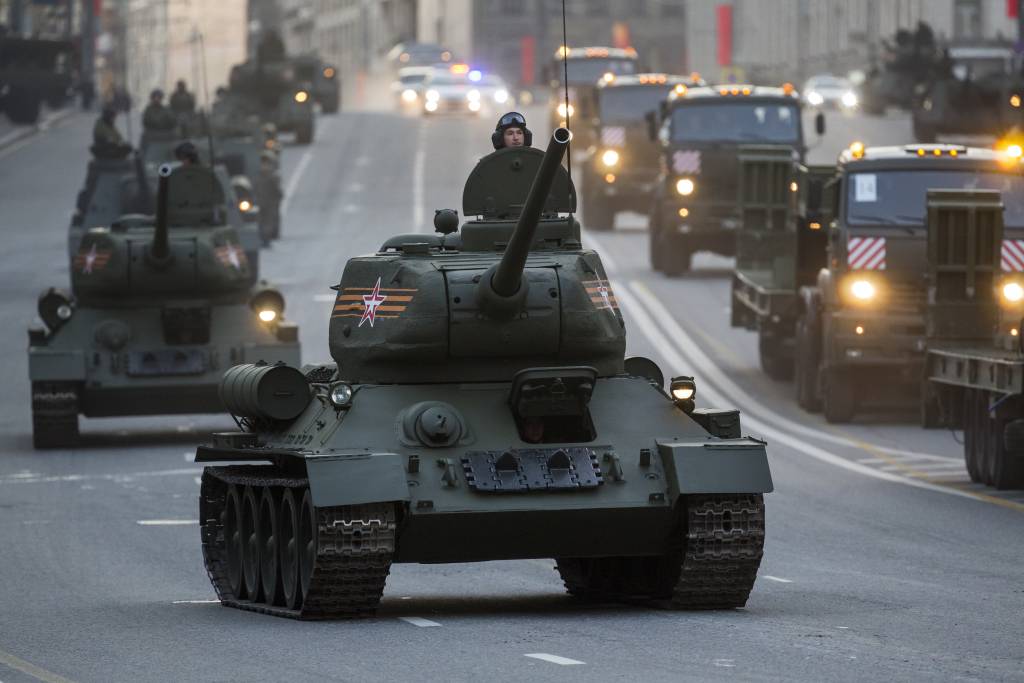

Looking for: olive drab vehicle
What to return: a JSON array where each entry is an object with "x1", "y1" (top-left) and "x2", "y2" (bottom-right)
[
  {"x1": 29, "y1": 164, "x2": 300, "y2": 448},
  {"x1": 647, "y1": 84, "x2": 822, "y2": 275},
  {"x1": 859, "y1": 22, "x2": 942, "y2": 115},
  {"x1": 792, "y1": 144, "x2": 1024, "y2": 423},
  {"x1": 68, "y1": 152, "x2": 152, "y2": 259},
  {"x1": 193, "y1": 130, "x2": 774, "y2": 619},
  {"x1": 922, "y1": 189, "x2": 1024, "y2": 489},
  {"x1": 583, "y1": 73, "x2": 702, "y2": 232},
  {"x1": 227, "y1": 55, "x2": 315, "y2": 144},
  {"x1": 290, "y1": 55, "x2": 340, "y2": 113},
  {"x1": 0, "y1": 35, "x2": 77, "y2": 124}
]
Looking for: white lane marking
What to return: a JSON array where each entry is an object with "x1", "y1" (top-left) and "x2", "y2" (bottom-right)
[
  {"x1": 880, "y1": 462, "x2": 964, "y2": 473},
  {"x1": 763, "y1": 575, "x2": 793, "y2": 583},
  {"x1": 280, "y1": 145, "x2": 315, "y2": 215},
  {"x1": 355, "y1": 155, "x2": 370, "y2": 167},
  {"x1": 398, "y1": 616, "x2": 441, "y2": 627},
  {"x1": 193, "y1": 477, "x2": 203, "y2": 486},
  {"x1": 348, "y1": 181, "x2": 365, "y2": 192},
  {"x1": 136, "y1": 519, "x2": 199, "y2": 526},
  {"x1": 183, "y1": 451, "x2": 193, "y2": 461},
  {"x1": 524, "y1": 654, "x2": 584, "y2": 666},
  {"x1": 713, "y1": 659, "x2": 736, "y2": 668},
  {"x1": 583, "y1": 231, "x2": 954, "y2": 464},
  {"x1": 313, "y1": 293, "x2": 336, "y2": 302},
  {"x1": 0, "y1": 467, "x2": 202, "y2": 485},
  {"x1": 616, "y1": 282, "x2": 983, "y2": 503},
  {"x1": 172, "y1": 599, "x2": 220, "y2": 604},
  {"x1": 342, "y1": 204, "x2": 358, "y2": 213},
  {"x1": 412, "y1": 123, "x2": 425, "y2": 232}
]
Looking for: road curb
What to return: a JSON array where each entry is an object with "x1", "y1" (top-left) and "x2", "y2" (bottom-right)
[{"x1": 0, "y1": 108, "x2": 78, "y2": 152}]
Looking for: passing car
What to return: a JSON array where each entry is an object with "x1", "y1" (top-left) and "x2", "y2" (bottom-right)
[
  {"x1": 392, "y1": 66, "x2": 437, "y2": 110},
  {"x1": 476, "y1": 74, "x2": 513, "y2": 111},
  {"x1": 421, "y1": 70, "x2": 480, "y2": 116},
  {"x1": 388, "y1": 42, "x2": 454, "y2": 71},
  {"x1": 802, "y1": 74, "x2": 858, "y2": 110}
]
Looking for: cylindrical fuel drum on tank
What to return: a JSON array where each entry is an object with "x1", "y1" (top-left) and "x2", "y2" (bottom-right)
[{"x1": 219, "y1": 363, "x2": 310, "y2": 421}]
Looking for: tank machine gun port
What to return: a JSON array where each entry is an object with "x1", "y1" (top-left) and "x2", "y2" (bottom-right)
[
  {"x1": 28, "y1": 164, "x2": 300, "y2": 449},
  {"x1": 193, "y1": 130, "x2": 773, "y2": 618}
]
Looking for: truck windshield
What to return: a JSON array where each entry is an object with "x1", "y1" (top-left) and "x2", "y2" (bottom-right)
[
  {"x1": 599, "y1": 86, "x2": 673, "y2": 122},
  {"x1": 670, "y1": 102, "x2": 800, "y2": 144},
  {"x1": 846, "y1": 169, "x2": 1024, "y2": 227},
  {"x1": 558, "y1": 58, "x2": 638, "y2": 85}
]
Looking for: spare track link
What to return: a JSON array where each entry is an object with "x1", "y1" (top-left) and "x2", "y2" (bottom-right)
[
  {"x1": 200, "y1": 465, "x2": 397, "y2": 619},
  {"x1": 670, "y1": 493, "x2": 765, "y2": 609}
]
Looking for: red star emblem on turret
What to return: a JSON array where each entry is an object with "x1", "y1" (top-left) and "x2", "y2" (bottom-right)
[
  {"x1": 83, "y1": 244, "x2": 98, "y2": 274},
  {"x1": 359, "y1": 277, "x2": 388, "y2": 327}
]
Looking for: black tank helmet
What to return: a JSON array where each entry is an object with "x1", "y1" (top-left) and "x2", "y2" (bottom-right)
[
  {"x1": 174, "y1": 141, "x2": 200, "y2": 165},
  {"x1": 491, "y1": 111, "x2": 533, "y2": 149}
]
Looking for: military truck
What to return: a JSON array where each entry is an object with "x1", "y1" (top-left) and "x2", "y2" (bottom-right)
[
  {"x1": 912, "y1": 45, "x2": 1024, "y2": 143},
  {"x1": 30, "y1": 164, "x2": 300, "y2": 448},
  {"x1": 546, "y1": 46, "x2": 639, "y2": 151},
  {"x1": 192, "y1": 129, "x2": 773, "y2": 618},
  {"x1": 921, "y1": 189, "x2": 1024, "y2": 489},
  {"x1": 583, "y1": 73, "x2": 701, "y2": 232},
  {"x1": 290, "y1": 55, "x2": 340, "y2": 113},
  {"x1": 0, "y1": 35, "x2": 77, "y2": 124},
  {"x1": 647, "y1": 84, "x2": 823, "y2": 275},
  {"x1": 227, "y1": 59, "x2": 315, "y2": 144},
  {"x1": 792, "y1": 144, "x2": 1024, "y2": 423},
  {"x1": 859, "y1": 22, "x2": 941, "y2": 115}
]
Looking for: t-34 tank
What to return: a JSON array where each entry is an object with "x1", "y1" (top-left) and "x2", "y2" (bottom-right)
[
  {"x1": 29, "y1": 164, "x2": 301, "y2": 448},
  {"x1": 194, "y1": 129, "x2": 773, "y2": 618}
]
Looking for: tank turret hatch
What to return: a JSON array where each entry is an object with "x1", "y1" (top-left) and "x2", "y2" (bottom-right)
[
  {"x1": 166, "y1": 165, "x2": 227, "y2": 227},
  {"x1": 462, "y1": 146, "x2": 576, "y2": 219}
]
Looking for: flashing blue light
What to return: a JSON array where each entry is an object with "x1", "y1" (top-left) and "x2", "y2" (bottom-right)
[{"x1": 468, "y1": 69, "x2": 483, "y2": 82}]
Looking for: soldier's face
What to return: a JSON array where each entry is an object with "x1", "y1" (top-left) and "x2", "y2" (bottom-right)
[{"x1": 504, "y1": 127, "x2": 525, "y2": 147}]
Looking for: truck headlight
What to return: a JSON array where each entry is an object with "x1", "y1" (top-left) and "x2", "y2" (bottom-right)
[
  {"x1": 251, "y1": 286, "x2": 285, "y2": 323},
  {"x1": 1003, "y1": 281, "x2": 1024, "y2": 303},
  {"x1": 850, "y1": 279, "x2": 876, "y2": 301},
  {"x1": 601, "y1": 149, "x2": 620, "y2": 167},
  {"x1": 294, "y1": 90, "x2": 309, "y2": 103},
  {"x1": 675, "y1": 178, "x2": 695, "y2": 196},
  {"x1": 557, "y1": 102, "x2": 574, "y2": 118}
]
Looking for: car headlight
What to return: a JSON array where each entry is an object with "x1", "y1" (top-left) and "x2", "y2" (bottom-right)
[
  {"x1": 807, "y1": 91, "x2": 824, "y2": 106},
  {"x1": 425, "y1": 89, "x2": 440, "y2": 101},
  {"x1": 601, "y1": 149, "x2": 620, "y2": 167},
  {"x1": 1003, "y1": 281, "x2": 1024, "y2": 303},
  {"x1": 841, "y1": 91, "x2": 858, "y2": 108},
  {"x1": 294, "y1": 90, "x2": 309, "y2": 103},
  {"x1": 401, "y1": 88, "x2": 417, "y2": 102},
  {"x1": 494, "y1": 88, "x2": 509, "y2": 103},
  {"x1": 557, "y1": 102, "x2": 574, "y2": 118},
  {"x1": 250, "y1": 286, "x2": 285, "y2": 323},
  {"x1": 850, "y1": 279, "x2": 876, "y2": 301},
  {"x1": 466, "y1": 89, "x2": 480, "y2": 101},
  {"x1": 675, "y1": 178, "x2": 695, "y2": 196},
  {"x1": 424, "y1": 100, "x2": 438, "y2": 112},
  {"x1": 467, "y1": 99, "x2": 481, "y2": 111}
]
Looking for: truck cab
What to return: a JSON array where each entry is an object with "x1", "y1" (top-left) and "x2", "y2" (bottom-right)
[{"x1": 795, "y1": 144, "x2": 1024, "y2": 422}]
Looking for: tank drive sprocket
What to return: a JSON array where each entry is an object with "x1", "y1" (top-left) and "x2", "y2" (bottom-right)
[{"x1": 200, "y1": 466, "x2": 397, "y2": 619}]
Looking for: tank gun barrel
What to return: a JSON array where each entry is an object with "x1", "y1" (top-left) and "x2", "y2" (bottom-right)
[
  {"x1": 150, "y1": 163, "x2": 173, "y2": 262},
  {"x1": 490, "y1": 127, "x2": 572, "y2": 297}
]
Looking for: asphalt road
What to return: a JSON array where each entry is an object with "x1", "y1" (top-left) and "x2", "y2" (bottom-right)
[{"x1": 0, "y1": 93, "x2": 1022, "y2": 683}]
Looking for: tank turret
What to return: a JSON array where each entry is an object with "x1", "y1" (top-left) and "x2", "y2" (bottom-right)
[
  {"x1": 70, "y1": 163, "x2": 252, "y2": 303},
  {"x1": 328, "y1": 129, "x2": 624, "y2": 383}
]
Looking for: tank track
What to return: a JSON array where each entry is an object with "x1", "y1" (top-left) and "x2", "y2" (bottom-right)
[
  {"x1": 200, "y1": 466, "x2": 396, "y2": 619},
  {"x1": 555, "y1": 494, "x2": 765, "y2": 609},
  {"x1": 31, "y1": 381, "x2": 80, "y2": 449}
]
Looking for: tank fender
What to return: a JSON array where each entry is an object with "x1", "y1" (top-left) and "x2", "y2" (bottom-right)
[
  {"x1": 305, "y1": 452, "x2": 410, "y2": 507},
  {"x1": 28, "y1": 349, "x2": 87, "y2": 381},
  {"x1": 657, "y1": 438, "x2": 773, "y2": 496}
]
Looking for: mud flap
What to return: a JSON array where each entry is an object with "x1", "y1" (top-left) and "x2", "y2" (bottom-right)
[
  {"x1": 657, "y1": 439, "x2": 773, "y2": 497},
  {"x1": 305, "y1": 453, "x2": 411, "y2": 507}
]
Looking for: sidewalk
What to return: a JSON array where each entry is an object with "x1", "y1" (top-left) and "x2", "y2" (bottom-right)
[{"x1": 0, "y1": 106, "x2": 81, "y2": 151}]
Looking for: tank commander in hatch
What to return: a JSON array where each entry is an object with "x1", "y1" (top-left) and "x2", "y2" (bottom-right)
[
  {"x1": 492, "y1": 111, "x2": 533, "y2": 150},
  {"x1": 142, "y1": 89, "x2": 176, "y2": 131},
  {"x1": 174, "y1": 141, "x2": 200, "y2": 166},
  {"x1": 92, "y1": 105, "x2": 132, "y2": 159}
]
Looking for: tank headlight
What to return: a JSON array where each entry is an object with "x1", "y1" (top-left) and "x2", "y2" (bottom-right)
[
  {"x1": 401, "y1": 88, "x2": 418, "y2": 102},
  {"x1": 238, "y1": 199, "x2": 253, "y2": 212},
  {"x1": 670, "y1": 376, "x2": 696, "y2": 413},
  {"x1": 329, "y1": 382, "x2": 353, "y2": 407},
  {"x1": 493, "y1": 88, "x2": 509, "y2": 103},
  {"x1": 250, "y1": 287, "x2": 285, "y2": 323},
  {"x1": 294, "y1": 90, "x2": 309, "y2": 103},
  {"x1": 1003, "y1": 281, "x2": 1024, "y2": 303},
  {"x1": 57, "y1": 304, "x2": 73, "y2": 320},
  {"x1": 258, "y1": 309, "x2": 278, "y2": 322},
  {"x1": 38, "y1": 287, "x2": 74, "y2": 331},
  {"x1": 841, "y1": 91, "x2": 858, "y2": 108},
  {"x1": 807, "y1": 91, "x2": 824, "y2": 106},
  {"x1": 601, "y1": 149, "x2": 620, "y2": 167},
  {"x1": 850, "y1": 279, "x2": 877, "y2": 301},
  {"x1": 675, "y1": 178, "x2": 695, "y2": 196},
  {"x1": 557, "y1": 102, "x2": 574, "y2": 118},
  {"x1": 425, "y1": 89, "x2": 440, "y2": 101},
  {"x1": 323, "y1": 67, "x2": 335, "y2": 78}
]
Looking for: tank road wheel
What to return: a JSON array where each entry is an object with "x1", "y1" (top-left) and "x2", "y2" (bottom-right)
[
  {"x1": 223, "y1": 485, "x2": 245, "y2": 599},
  {"x1": 794, "y1": 313, "x2": 822, "y2": 412},
  {"x1": 963, "y1": 389, "x2": 982, "y2": 483},
  {"x1": 822, "y1": 368, "x2": 856, "y2": 424},
  {"x1": 298, "y1": 489, "x2": 318, "y2": 602},
  {"x1": 279, "y1": 487, "x2": 303, "y2": 610},
  {"x1": 240, "y1": 486, "x2": 262, "y2": 601},
  {"x1": 31, "y1": 381, "x2": 80, "y2": 449},
  {"x1": 668, "y1": 494, "x2": 765, "y2": 609},
  {"x1": 258, "y1": 487, "x2": 283, "y2": 606},
  {"x1": 661, "y1": 233, "x2": 692, "y2": 277}
]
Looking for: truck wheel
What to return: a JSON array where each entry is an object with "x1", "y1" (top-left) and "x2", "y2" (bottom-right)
[
  {"x1": 963, "y1": 389, "x2": 982, "y2": 483},
  {"x1": 822, "y1": 368, "x2": 856, "y2": 423},
  {"x1": 5, "y1": 88, "x2": 41, "y2": 125},
  {"x1": 320, "y1": 96, "x2": 340, "y2": 114},
  {"x1": 794, "y1": 312, "x2": 821, "y2": 412},
  {"x1": 661, "y1": 234, "x2": 691, "y2": 277},
  {"x1": 648, "y1": 207, "x2": 665, "y2": 272},
  {"x1": 584, "y1": 187, "x2": 613, "y2": 231},
  {"x1": 31, "y1": 381, "x2": 80, "y2": 449},
  {"x1": 295, "y1": 123, "x2": 314, "y2": 145},
  {"x1": 990, "y1": 406, "x2": 1024, "y2": 489},
  {"x1": 759, "y1": 335, "x2": 793, "y2": 381}
]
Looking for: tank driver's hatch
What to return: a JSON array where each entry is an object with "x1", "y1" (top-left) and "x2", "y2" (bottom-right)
[
  {"x1": 166, "y1": 166, "x2": 227, "y2": 227},
  {"x1": 462, "y1": 146, "x2": 577, "y2": 219}
]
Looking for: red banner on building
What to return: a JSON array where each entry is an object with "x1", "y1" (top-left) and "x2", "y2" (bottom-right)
[
  {"x1": 1009, "y1": 0, "x2": 1019, "y2": 18},
  {"x1": 520, "y1": 35, "x2": 535, "y2": 86},
  {"x1": 717, "y1": 4, "x2": 733, "y2": 66},
  {"x1": 612, "y1": 22, "x2": 631, "y2": 49}
]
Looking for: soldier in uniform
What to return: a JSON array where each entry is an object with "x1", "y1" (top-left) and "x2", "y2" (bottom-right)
[
  {"x1": 174, "y1": 141, "x2": 200, "y2": 166},
  {"x1": 256, "y1": 150, "x2": 283, "y2": 244},
  {"x1": 142, "y1": 89, "x2": 176, "y2": 131},
  {"x1": 491, "y1": 111, "x2": 532, "y2": 150},
  {"x1": 92, "y1": 105, "x2": 132, "y2": 159},
  {"x1": 169, "y1": 80, "x2": 196, "y2": 116}
]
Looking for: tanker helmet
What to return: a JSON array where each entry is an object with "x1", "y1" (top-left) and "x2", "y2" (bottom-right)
[{"x1": 492, "y1": 111, "x2": 533, "y2": 149}]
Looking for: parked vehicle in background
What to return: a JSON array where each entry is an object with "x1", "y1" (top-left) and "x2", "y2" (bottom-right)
[{"x1": 802, "y1": 74, "x2": 858, "y2": 110}]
